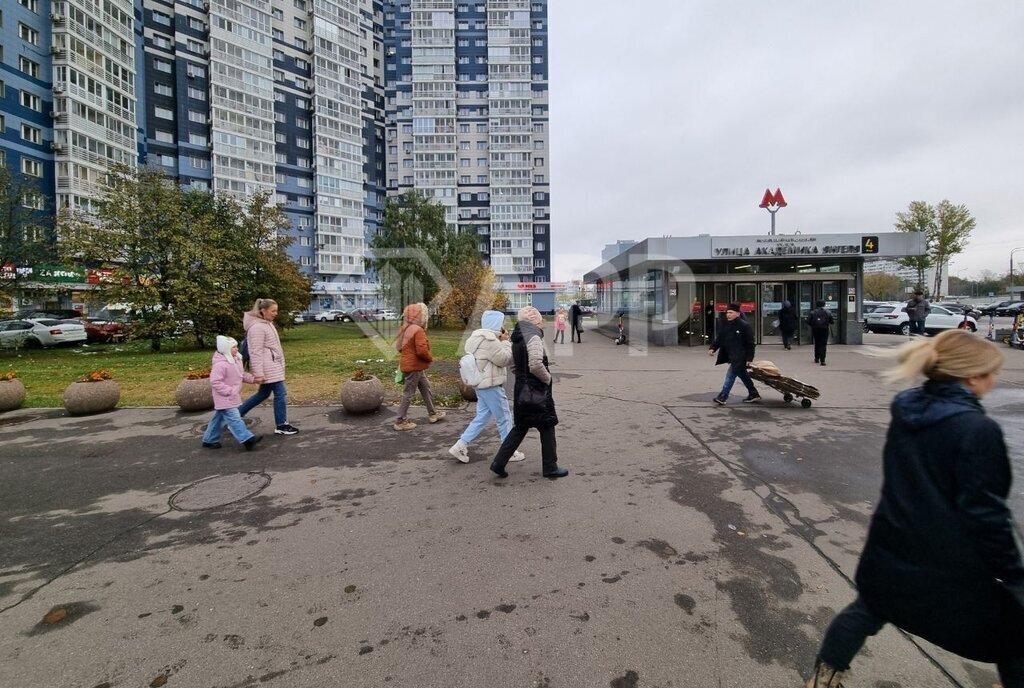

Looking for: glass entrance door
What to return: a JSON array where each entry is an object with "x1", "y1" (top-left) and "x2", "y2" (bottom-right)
[{"x1": 760, "y1": 283, "x2": 785, "y2": 344}]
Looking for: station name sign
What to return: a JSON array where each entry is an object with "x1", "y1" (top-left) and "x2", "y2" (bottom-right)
[{"x1": 710, "y1": 235, "x2": 879, "y2": 258}]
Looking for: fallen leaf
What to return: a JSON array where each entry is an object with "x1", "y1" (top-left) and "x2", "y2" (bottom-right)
[
  {"x1": 43, "y1": 608, "x2": 68, "y2": 624},
  {"x1": 150, "y1": 675, "x2": 167, "y2": 687}
]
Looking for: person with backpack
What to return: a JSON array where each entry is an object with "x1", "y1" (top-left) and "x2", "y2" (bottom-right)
[
  {"x1": 393, "y1": 302, "x2": 445, "y2": 431},
  {"x1": 489, "y1": 306, "x2": 568, "y2": 479},
  {"x1": 237, "y1": 298, "x2": 300, "y2": 435},
  {"x1": 569, "y1": 302, "x2": 583, "y2": 343},
  {"x1": 807, "y1": 300, "x2": 835, "y2": 366},
  {"x1": 201, "y1": 335, "x2": 263, "y2": 451},
  {"x1": 448, "y1": 310, "x2": 525, "y2": 464},
  {"x1": 805, "y1": 330, "x2": 1023, "y2": 688},
  {"x1": 778, "y1": 299, "x2": 798, "y2": 350}
]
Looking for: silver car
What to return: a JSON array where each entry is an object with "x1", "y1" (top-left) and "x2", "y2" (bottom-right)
[{"x1": 0, "y1": 319, "x2": 87, "y2": 348}]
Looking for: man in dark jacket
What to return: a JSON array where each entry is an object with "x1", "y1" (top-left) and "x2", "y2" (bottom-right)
[
  {"x1": 906, "y1": 291, "x2": 930, "y2": 336},
  {"x1": 806, "y1": 300, "x2": 835, "y2": 366},
  {"x1": 569, "y1": 302, "x2": 583, "y2": 343},
  {"x1": 708, "y1": 303, "x2": 759, "y2": 405}
]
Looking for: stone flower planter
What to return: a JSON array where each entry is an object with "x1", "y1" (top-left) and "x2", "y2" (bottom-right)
[
  {"x1": 0, "y1": 379, "x2": 27, "y2": 413},
  {"x1": 458, "y1": 381, "x2": 477, "y2": 403},
  {"x1": 340, "y1": 376, "x2": 384, "y2": 414},
  {"x1": 63, "y1": 379, "x2": 120, "y2": 416},
  {"x1": 175, "y1": 378, "x2": 214, "y2": 412}
]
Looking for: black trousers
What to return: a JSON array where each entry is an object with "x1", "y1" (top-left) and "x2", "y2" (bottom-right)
[
  {"x1": 492, "y1": 424, "x2": 558, "y2": 473},
  {"x1": 571, "y1": 325, "x2": 582, "y2": 343},
  {"x1": 818, "y1": 596, "x2": 1024, "y2": 687},
  {"x1": 812, "y1": 328, "x2": 829, "y2": 362}
]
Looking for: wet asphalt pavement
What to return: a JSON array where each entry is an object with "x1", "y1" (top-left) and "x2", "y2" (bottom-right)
[{"x1": 0, "y1": 330, "x2": 1022, "y2": 688}]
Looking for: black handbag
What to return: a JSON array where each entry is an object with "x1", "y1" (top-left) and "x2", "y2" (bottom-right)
[{"x1": 519, "y1": 380, "x2": 549, "y2": 410}]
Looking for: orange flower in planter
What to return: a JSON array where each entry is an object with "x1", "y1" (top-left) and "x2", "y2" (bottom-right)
[
  {"x1": 1, "y1": 370, "x2": 16, "y2": 381},
  {"x1": 78, "y1": 369, "x2": 114, "y2": 383},
  {"x1": 184, "y1": 368, "x2": 211, "y2": 380}
]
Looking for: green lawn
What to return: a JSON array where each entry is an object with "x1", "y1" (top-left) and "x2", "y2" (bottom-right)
[{"x1": 1, "y1": 322, "x2": 469, "y2": 408}]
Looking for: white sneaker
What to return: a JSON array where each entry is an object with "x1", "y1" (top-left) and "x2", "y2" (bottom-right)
[
  {"x1": 448, "y1": 440, "x2": 470, "y2": 464},
  {"x1": 509, "y1": 450, "x2": 526, "y2": 462}
]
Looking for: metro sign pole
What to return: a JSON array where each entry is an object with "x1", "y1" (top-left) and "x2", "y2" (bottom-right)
[{"x1": 759, "y1": 188, "x2": 787, "y2": 236}]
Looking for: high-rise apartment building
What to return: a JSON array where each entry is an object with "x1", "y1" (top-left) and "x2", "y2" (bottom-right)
[
  {"x1": 1, "y1": 0, "x2": 549, "y2": 310},
  {"x1": 381, "y1": 0, "x2": 550, "y2": 286}
]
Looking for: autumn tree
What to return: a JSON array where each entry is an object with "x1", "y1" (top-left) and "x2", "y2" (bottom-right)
[
  {"x1": 863, "y1": 273, "x2": 903, "y2": 301},
  {"x1": 893, "y1": 200, "x2": 976, "y2": 297},
  {"x1": 0, "y1": 166, "x2": 56, "y2": 302},
  {"x1": 368, "y1": 191, "x2": 479, "y2": 309},
  {"x1": 439, "y1": 262, "x2": 509, "y2": 327}
]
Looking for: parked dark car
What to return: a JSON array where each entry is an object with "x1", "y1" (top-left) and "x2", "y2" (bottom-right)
[
  {"x1": 995, "y1": 302, "x2": 1024, "y2": 317},
  {"x1": 979, "y1": 301, "x2": 1018, "y2": 316},
  {"x1": 341, "y1": 308, "x2": 377, "y2": 322}
]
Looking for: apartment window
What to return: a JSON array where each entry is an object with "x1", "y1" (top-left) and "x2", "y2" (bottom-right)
[
  {"x1": 535, "y1": 242, "x2": 545, "y2": 251},
  {"x1": 457, "y1": 39, "x2": 468, "y2": 47},
  {"x1": 294, "y1": 17, "x2": 307, "y2": 29},
  {"x1": 297, "y1": 178, "x2": 311, "y2": 188},
  {"x1": 153, "y1": 12, "x2": 171, "y2": 25},
  {"x1": 190, "y1": 180, "x2": 209, "y2": 190},
  {"x1": 154, "y1": 83, "x2": 172, "y2": 97},
  {"x1": 477, "y1": 158, "x2": 487, "y2": 167},
  {"x1": 294, "y1": 0, "x2": 307, "y2": 9},
  {"x1": 272, "y1": 8, "x2": 283, "y2": 19},
  {"x1": 459, "y1": 193, "x2": 471, "y2": 201},
  {"x1": 275, "y1": 153, "x2": 287, "y2": 163},
  {"x1": 533, "y1": 21, "x2": 544, "y2": 29},
  {"x1": 403, "y1": 159, "x2": 413, "y2": 168},
  {"x1": 534, "y1": 192, "x2": 545, "y2": 200},
  {"x1": 187, "y1": 64, "x2": 206, "y2": 78},
  {"x1": 275, "y1": 173, "x2": 286, "y2": 184},
  {"x1": 402, "y1": 176, "x2": 413, "y2": 184},
  {"x1": 155, "y1": 106, "x2": 173, "y2": 119},
  {"x1": 475, "y1": 39, "x2": 487, "y2": 47},
  {"x1": 295, "y1": 98, "x2": 308, "y2": 109},
  {"x1": 534, "y1": 157, "x2": 544, "y2": 167},
  {"x1": 297, "y1": 197, "x2": 312, "y2": 207},
  {"x1": 294, "y1": 37, "x2": 307, "y2": 50},
  {"x1": 294, "y1": 77, "x2": 307, "y2": 89},
  {"x1": 190, "y1": 156, "x2": 209, "y2": 169},
  {"x1": 21, "y1": 124, "x2": 41, "y2": 144},
  {"x1": 477, "y1": 175, "x2": 487, "y2": 184},
  {"x1": 20, "y1": 91, "x2": 41, "y2": 112},
  {"x1": 155, "y1": 130, "x2": 174, "y2": 143},
  {"x1": 189, "y1": 133, "x2": 207, "y2": 146},
  {"x1": 296, "y1": 137, "x2": 310, "y2": 149},
  {"x1": 296, "y1": 117, "x2": 309, "y2": 128},
  {"x1": 20, "y1": 0, "x2": 40, "y2": 11},
  {"x1": 459, "y1": 124, "x2": 470, "y2": 133},
  {"x1": 19, "y1": 23, "x2": 39, "y2": 45},
  {"x1": 22, "y1": 158, "x2": 42, "y2": 177},
  {"x1": 19, "y1": 57, "x2": 40, "y2": 78},
  {"x1": 460, "y1": 175, "x2": 470, "y2": 184},
  {"x1": 533, "y1": 38, "x2": 544, "y2": 47},
  {"x1": 402, "y1": 124, "x2": 412, "y2": 134},
  {"x1": 534, "y1": 140, "x2": 544, "y2": 149},
  {"x1": 154, "y1": 59, "x2": 172, "y2": 73},
  {"x1": 188, "y1": 110, "x2": 207, "y2": 124},
  {"x1": 295, "y1": 59, "x2": 309, "y2": 71},
  {"x1": 535, "y1": 258, "x2": 546, "y2": 268},
  {"x1": 187, "y1": 86, "x2": 206, "y2": 101},
  {"x1": 533, "y1": 123, "x2": 544, "y2": 133},
  {"x1": 475, "y1": 141, "x2": 487, "y2": 150},
  {"x1": 532, "y1": 56, "x2": 543, "y2": 64},
  {"x1": 152, "y1": 36, "x2": 171, "y2": 49},
  {"x1": 459, "y1": 141, "x2": 470, "y2": 150},
  {"x1": 275, "y1": 91, "x2": 285, "y2": 103},
  {"x1": 0, "y1": 114, "x2": 5, "y2": 132},
  {"x1": 476, "y1": 56, "x2": 486, "y2": 64},
  {"x1": 476, "y1": 123, "x2": 487, "y2": 133},
  {"x1": 296, "y1": 157, "x2": 310, "y2": 168},
  {"x1": 534, "y1": 225, "x2": 546, "y2": 234},
  {"x1": 275, "y1": 133, "x2": 287, "y2": 143},
  {"x1": 187, "y1": 39, "x2": 204, "y2": 54},
  {"x1": 189, "y1": 17, "x2": 206, "y2": 31},
  {"x1": 300, "y1": 256, "x2": 312, "y2": 266}
]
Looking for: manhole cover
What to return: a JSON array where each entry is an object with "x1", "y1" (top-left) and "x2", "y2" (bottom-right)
[
  {"x1": 169, "y1": 472, "x2": 271, "y2": 511},
  {"x1": 0, "y1": 413, "x2": 45, "y2": 428},
  {"x1": 191, "y1": 416, "x2": 260, "y2": 435}
]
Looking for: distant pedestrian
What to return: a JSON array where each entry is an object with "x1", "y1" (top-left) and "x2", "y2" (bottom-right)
[
  {"x1": 202, "y1": 336, "x2": 262, "y2": 451},
  {"x1": 805, "y1": 330, "x2": 1023, "y2": 688},
  {"x1": 806, "y1": 300, "x2": 834, "y2": 366},
  {"x1": 708, "y1": 303, "x2": 759, "y2": 405},
  {"x1": 569, "y1": 302, "x2": 583, "y2": 343},
  {"x1": 906, "y1": 291, "x2": 930, "y2": 336},
  {"x1": 394, "y1": 302, "x2": 445, "y2": 431},
  {"x1": 448, "y1": 310, "x2": 524, "y2": 464},
  {"x1": 490, "y1": 306, "x2": 568, "y2": 479},
  {"x1": 238, "y1": 298, "x2": 299, "y2": 435},
  {"x1": 778, "y1": 299, "x2": 798, "y2": 350},
  {"x1": 554, "y1": 307, "x2": 567, "y2": 344}
]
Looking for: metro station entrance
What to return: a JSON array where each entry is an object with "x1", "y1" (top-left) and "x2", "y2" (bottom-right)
[{"x1": 678, "y1": 280, "x2": 847, "y2": 347}]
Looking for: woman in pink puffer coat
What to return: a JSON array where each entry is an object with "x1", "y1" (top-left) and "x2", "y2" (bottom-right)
[{"x1": 237, "y1": 298, "x2": 299, "y2": 436}]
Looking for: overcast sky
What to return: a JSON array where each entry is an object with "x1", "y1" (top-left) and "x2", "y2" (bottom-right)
[{"x1": 547, "y1": 1, "x2": 1024, "y2": 282}]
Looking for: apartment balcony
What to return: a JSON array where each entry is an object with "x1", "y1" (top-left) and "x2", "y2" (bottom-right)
[
  {"x1": 411, "y1": 0, "x2": 455, "y2": 9},
  {"x1": 487, "y1": 0, "x2": 531, "y2": 9}
]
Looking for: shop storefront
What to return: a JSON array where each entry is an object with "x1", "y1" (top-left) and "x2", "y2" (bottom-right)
[
  {"x1": 584, "y1": 232, "x2": 926, "y2": 347},
  {"x1": 1, "y1": 264, "x2": 110, "y2": 315}
]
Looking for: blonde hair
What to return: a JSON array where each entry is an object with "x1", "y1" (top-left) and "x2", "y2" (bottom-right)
[
  {"x1": 249, "y1": 298, "x2": 277, "y2": 319},
  {"x1": 882, "y1": 329, "x2": 1003, "y2": 384}
]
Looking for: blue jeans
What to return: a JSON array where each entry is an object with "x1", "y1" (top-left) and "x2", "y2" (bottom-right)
[
  {"x1": 719, "y1": 363, "x2": 757, "y2": 399},
  {"x1": 238, "y1": 381, "x2": 288, "y2": 426},
  {"x1": 460, "y1": 385, "x2": 512, "y2": 445},
  {"x1": 202, "y1": 408, "x2": 254, "y2": 444}
]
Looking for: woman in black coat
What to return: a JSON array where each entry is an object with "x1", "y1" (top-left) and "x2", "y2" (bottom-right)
[
  {"x1": 490, "y1": 306, "x2": 567, "y2": 479},
  {"x1": 806, "y1": 329, "x2": 1024, "y2": 687},
  {"x1": 778, "y1": 299, "x2": 798, "y2": 349}
]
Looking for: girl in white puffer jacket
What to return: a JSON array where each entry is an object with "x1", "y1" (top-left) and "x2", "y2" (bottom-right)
[{"x1": 448, "y1": 310, "x2": 525, "y2": 464}]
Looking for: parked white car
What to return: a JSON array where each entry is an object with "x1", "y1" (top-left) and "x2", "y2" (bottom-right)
[
  {"x1": 864, "y1": 304, "x2": 977, "y2": 336},
  {"x1": 0, "y1": 319, "x2": 87, "y2": 348}
]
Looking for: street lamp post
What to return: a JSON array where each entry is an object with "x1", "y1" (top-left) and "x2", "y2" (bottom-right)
[{"x1": 1011, "y1": 247, "x2": 1024, "y2": 298}]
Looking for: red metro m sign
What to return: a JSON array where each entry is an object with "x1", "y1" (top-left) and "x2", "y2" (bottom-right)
[{"x1": 758, "y1": 188, "x2": 787, "y2": 209}]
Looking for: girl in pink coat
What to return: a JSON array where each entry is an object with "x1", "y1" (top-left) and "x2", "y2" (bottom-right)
[{"x1": 202, "y1": 335, "x2": 262, "y2": 450}]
